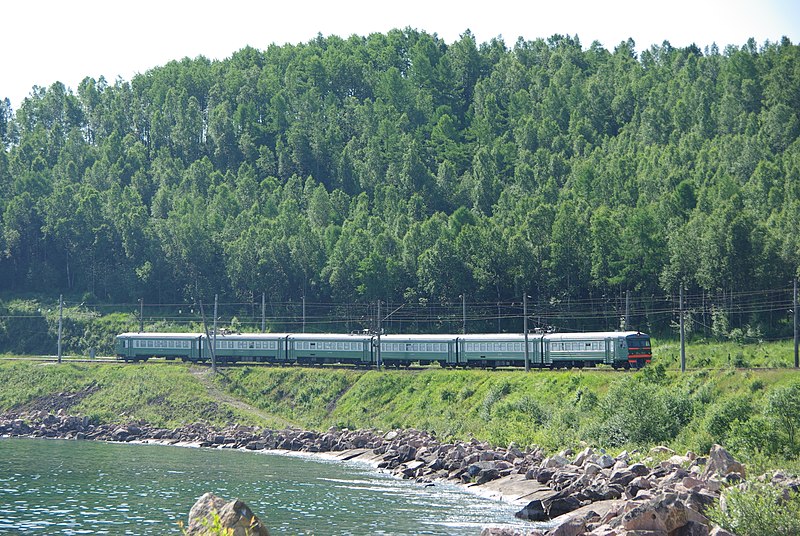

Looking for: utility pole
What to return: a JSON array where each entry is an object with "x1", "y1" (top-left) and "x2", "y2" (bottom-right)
[
  {"x1": 462, "y1": 294, "x2": 466, "y2": 335},
  {"x1": 794, "y1": 278, "x2": 798, "y2": 369},
  {"x1": 680, "y1": 286, "x2": 686, "y2": 373},
  {"x1": 376, "y1": 300, "x2": 382, "y2": 370},
  {"x1": 199, "y1": 301, "x2": 216, "y2": 373},
  {"x1": 524, "y1": 294, "x2": 530, "y2": 372},
  {"x1": 139, "y1": 298, "x2": 144, "y2": 332},
  {"x1": 302, "y1": 295, "x2": 306, "y2": 333},
  {"x1": 212, "y1": 294, "x2": 218, "y2": 373},
  {"x1": 261, "y1": 292, "x2": 266, "y2": 333},
  {"x1": 58, "y1": 295, "x2": 63, "y2": 364},
  {"x1": 625, "y1": 290, "x2": 630, "y2": 331}
]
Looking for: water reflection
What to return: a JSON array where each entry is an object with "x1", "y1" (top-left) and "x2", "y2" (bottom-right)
[{"x1": 0, "y1": 438, "x2": 529, "y2": 535}]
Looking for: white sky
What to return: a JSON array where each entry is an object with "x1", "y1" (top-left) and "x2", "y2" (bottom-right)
[{"x1": 3, "y1": 0, "x2": 799, "y2": 110}]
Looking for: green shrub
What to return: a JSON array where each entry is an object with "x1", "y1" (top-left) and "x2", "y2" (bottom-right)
[
  {"x1": 767, "y1": 382, "x2": 800, "y2": 452},
  {"x1": 705, "y1": 395, "x2": 753, "y2": 442},
  {"x1": 708, "y1": 483, "x2": 800, "y2": 536},
  {"x1": 727, "y1": 416, "x2": 784, "y2": 457},
  {"x1": 592, "y1": 376, "x2": 694, "y2": 447}
]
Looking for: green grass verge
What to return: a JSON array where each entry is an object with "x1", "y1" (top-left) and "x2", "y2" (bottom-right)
[
  {"x1": 0, "y1": 362, "x2": 264, "y2": 429},
  {"x1": 3, "y1": 359, "x2": 800, "y2": 474}
]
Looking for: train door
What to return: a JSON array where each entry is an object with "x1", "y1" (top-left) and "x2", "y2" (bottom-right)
[
  {"x1": 198, "y1": 336, "x2": 206, "y2": 362},
  {"x1": 365, "y1": 337, "x2": 375, "y2": 366},
  {"x1": 542, "y1": 339, "x2": 551, "y2": 366},
  {"x1": 604, "y1": 338, "x2": 614, "y2": 365},
  {"x1": 447, "y1": 340, "x2": 457, "y2": 365}
]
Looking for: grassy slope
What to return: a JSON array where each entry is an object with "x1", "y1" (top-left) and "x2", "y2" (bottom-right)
[
  {"x1": 0, "y1": 362, "x2": 266, "y2": 429},
  {"x1": 2, "y1": 349, "x2": 800, "y2": 473}
]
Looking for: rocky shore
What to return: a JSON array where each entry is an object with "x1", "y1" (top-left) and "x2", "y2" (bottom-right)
[{"x1": 3, "y1": 410, "x2": 798, "y2": 535}]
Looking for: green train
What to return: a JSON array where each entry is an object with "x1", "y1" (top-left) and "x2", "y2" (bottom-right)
[{"x1": 115, "y1": 330, "x2": 652, "y2": 369}]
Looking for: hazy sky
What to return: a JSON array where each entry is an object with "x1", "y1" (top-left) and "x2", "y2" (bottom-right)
[{"x1": 3, "y1": 0, "x2": 799, "y2": 110}]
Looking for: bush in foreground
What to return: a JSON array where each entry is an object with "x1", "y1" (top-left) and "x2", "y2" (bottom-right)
[{"x1": 708, "y1": 482, "x2": 800, "y2": 536}]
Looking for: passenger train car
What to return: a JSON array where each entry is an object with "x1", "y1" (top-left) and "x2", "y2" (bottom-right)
[{"x1": 115, "y1": 330, "x2": 652, "y2": 369}]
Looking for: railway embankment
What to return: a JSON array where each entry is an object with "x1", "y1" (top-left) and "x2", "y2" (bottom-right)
[{"x1": 2, "y1": 411, "x2": 798, "y2": 535}]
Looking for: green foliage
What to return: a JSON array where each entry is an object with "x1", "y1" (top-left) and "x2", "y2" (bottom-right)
[
  {"x1": 0, "y1": 34, "x2": 797, "y2": 341},
  {"x1": 766, "y1": 382, "x2": 800, "y2": 451},
  {"x1": 708, "y1": 483, "x2": 800, "y2": 536},
  {"x1": 705, "y1": 395, "x2": 754, "y2": 442},
  {"x1": 592, "y1": 373, "x2": 694, "y2": 447}
]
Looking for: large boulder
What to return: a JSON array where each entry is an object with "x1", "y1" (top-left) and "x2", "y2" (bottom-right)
[
  {"x1": 514, "y1": 499, "x2": 547, "y2": 521},
  {"x1": 702, "y1": 445, "x2": 746, "y2": 480},
  {"x1": 617, "y1": 492, "x2": 709, "y2": 534},
  {"x1": 186, "y1": 492, "x2": 270, "y2": 536}
]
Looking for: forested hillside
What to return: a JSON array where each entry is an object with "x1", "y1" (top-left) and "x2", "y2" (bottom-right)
[{"x1": 1, "y1": 30, "x2": 798, "y2": 336}]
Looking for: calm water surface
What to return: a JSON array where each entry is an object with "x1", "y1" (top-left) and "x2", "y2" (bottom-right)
[{"x1": 0, "y1": 438, "x2": 529, "y2": 535}]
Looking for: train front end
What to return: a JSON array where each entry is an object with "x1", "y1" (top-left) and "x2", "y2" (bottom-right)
[{"x1": 625, "y1": 333, "x2": 652, "y2": 368}]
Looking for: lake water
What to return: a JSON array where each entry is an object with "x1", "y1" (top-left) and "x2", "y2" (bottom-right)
[{"x1": 0, "y1": 438, "x2": 529, "y2": 535}]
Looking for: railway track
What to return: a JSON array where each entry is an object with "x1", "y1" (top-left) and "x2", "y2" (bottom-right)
[{"x1": 0, "y1": 355, "x2": 791, "y2": 373}]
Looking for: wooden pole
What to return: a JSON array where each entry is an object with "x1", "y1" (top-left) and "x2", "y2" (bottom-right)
[
  {"x1": 261, "y1": 292, "x2": 266, "y2": 333},
  {"x1": 58, "y1": 294, "x2": 63, "y2": 364},
  {"x1": 376, "y1": 300, "x2": 382, "y2": 370},
  {"x1": 212, "y1": 294, "x2": 218, "y2": 373},
  {"x1": 625, "y1": 290, "x2": 630, "y2": 330},
  {"x1": 680, "y1": 286, "x2": 686, "y2": 373},
  {"x1": 794, "y1": 278, "x2": 798, "y2": 369},
  {"x1": 462, "y1": 294, "x2": 466, "y2": 334},
  {"x1": 524, "y1": 294, "x2": 530, "y2": 372}
]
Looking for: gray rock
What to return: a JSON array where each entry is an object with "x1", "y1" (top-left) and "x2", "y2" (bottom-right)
[
  {"x1": 597, "y1": 454, "x2": 615, "y2": 469},
  {"x1": 515, "y1": 499, "x2": 547, "y2": 521},
  {"x1": 543, "y1": 455, "x2": 570, "y2": 468},
  {"x1": 186, "y1": 492, "x2": 269, "y2": 536},
  {"x1": 584, "y1": 462, "x2": 602, "y2": 476},
  {"x1": 545, "y1": 495, "x2": 582, "y2": 518},
  {"x1": 674, "y1": 520, "x2": 710, "y2": 536},
  {"x1": 618, "y1": 492, "x2": 709, "y2": 534},
  {"x1": 629, "y1": 463, "x2": 649, "y2": 476},
  {"x1": 610, "y1": 468, "x2": 636, "y2": 487},
  {"x1": 547, "y1": 518, "x2": 587, "y2": 536},
  {"x1": 702, "y1": 445, "x2": 746, "y2": 480}
]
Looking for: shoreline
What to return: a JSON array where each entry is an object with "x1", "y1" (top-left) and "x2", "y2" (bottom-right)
[{"x1": 2, "y1": 411, "x2": 794, "y2": 536}]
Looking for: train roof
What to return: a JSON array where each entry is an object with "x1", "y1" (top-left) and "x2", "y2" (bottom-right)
[
  {"x1": 457, "y1": 333, "x2": 527, "y2": 341},
  {"x1": 542, "y1": 331, "x2": 648, "y2": 341},
  {"x1": 118, "y1": 330, "x2": 648, "y2": 341},
  {"x1": 208, "y1": 332, "x2": 292, "y2": 339},
  {"x1": 287, "y1": 333, "x2": 374, "y2": 341},
  {"x1": 117, "y1": 332, "x2": 203, "y2": 338},
  {"x1": 381, "y1": 334, "x2": 460, "y2": 342}
]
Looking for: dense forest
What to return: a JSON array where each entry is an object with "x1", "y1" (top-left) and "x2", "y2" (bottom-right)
[{"x1": 0, "y1": 30, "x2": 798, "y2": 336}]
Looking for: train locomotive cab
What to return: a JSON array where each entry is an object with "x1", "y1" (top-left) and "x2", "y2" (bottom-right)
[{"x1": 625, "y1": 332, "x2": 652, "y2": 368}]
